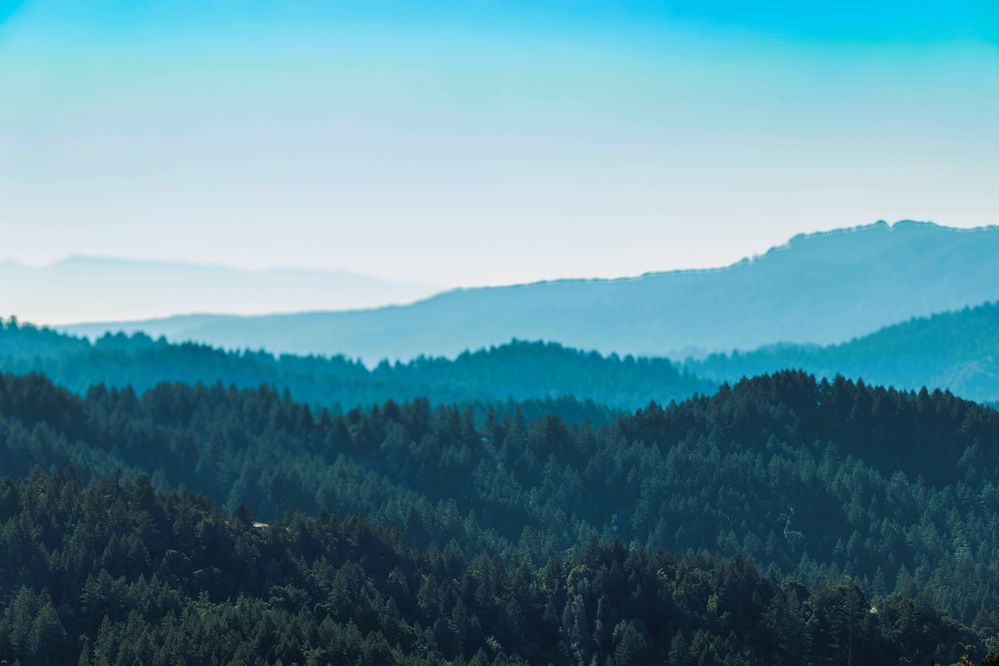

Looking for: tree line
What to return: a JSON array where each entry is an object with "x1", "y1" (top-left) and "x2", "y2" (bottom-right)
[{"x1": 0, "y1": 318, "x2": 712, "y2": 411}]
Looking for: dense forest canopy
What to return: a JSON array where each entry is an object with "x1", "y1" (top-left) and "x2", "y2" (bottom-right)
[
  {"x1": 0, "y1": 471, "x2": 988, "y2": 665},
  {"x1": 3, "y1": 369, "x2": 999, "y2": 642},
  {"x1": 0, "y1": 318, "x2": 712, "y2": 411},
  {"x1": 5, "y1": 310, "x2": 999, "y2": 663}
]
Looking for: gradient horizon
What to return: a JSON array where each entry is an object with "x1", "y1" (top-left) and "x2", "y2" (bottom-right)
[{"x1": 2, "y1": 1, "x2": 998, "y2": 293}]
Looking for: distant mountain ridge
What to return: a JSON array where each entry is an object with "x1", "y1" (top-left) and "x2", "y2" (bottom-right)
[
  {"x1": 688, "y1": 299, "x2": 999, "y2": 403},
  {"x1": 58, "y1": 221, "x2": 999, "y2": 362},
  {"x1": 11, "y1": 298, "x2": 999, "y2": 409},
  {"x1": 0, "y1": 255, "x2": 440, "y2": 325},
  {"x1": 0, "y1": 320, "x2": 713, "y2": 411}
]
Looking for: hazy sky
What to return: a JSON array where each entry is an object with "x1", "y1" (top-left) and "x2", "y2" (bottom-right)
[{"x1": 2, "y1": 0, "x2": 998, "y2": 287}]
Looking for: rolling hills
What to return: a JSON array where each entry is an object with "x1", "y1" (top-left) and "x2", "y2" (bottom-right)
[
  {"x1": 0, "y1": 319, "x2": 713, "y2": 411},
  {"x1": 60, "y1": 221, "x2": 999, "y2": 362},
  {"x1": 688, "y1": 300, "x2": 999, "y2": 403},
  {"x1": 13, "y1": 297, "x2": 999, "y2": 410},
  {"x1": 3, "y1": 369, "x2": 999, "y2": 638}
]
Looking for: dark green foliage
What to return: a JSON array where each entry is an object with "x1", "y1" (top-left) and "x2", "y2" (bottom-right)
[
  {"x1": 0, "y1": 472, "x2": 985, "y2": 664},
  {"x1": 3, "y1": 370, "x2": 999, "y2": 634},
  {"x1": 0, "y1": 318, "x2": 712, "y2": 410},
  {"x1": 689, "y1": 300, "x2": 999, "y2": 403}
]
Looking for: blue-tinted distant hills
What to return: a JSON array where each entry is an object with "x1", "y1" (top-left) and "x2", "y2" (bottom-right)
[
  {"x1": 0, "y1": 255, "x2": 440, "y2": 325},
  {"x1": 11, "y1": 299, "x2": 999, "y2": 410},
  {"x1": 688, "y1": 299, "x2": 999, "y2": 403},
  {"x1": 0, "y1": 321, "x2": 712, "y2": 412},
  {"x1": 58, "y1": 221, "x2": 999, "y2": 363}
]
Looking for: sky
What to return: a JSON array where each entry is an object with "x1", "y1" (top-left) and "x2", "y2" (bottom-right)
[{"x1": 2, "y1": 0, "x2": 998, "y2": 294}]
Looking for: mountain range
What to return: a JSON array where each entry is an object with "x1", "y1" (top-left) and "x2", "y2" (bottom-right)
[
  {"x1": 2, "y1": 368, "x2": 998, "y2": 663},
  {"x1": 0, "y1": 255, "x2": 439, "y2": 325},
  {"x1": 0, "y1": 321, "x2": 710, "y2": 412},
  {"x1": 60, "y1": 220, "x2": 999, "y2": 362},
  {"x1": 6, "y1": 222, "x2": 999, "y2": 664},
  {"x1": 7, "y1": 296, "x2": 999, "y2": 408}
]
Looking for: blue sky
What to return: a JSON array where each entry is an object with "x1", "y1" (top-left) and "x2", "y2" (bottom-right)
[{"x1": 1, "y1": 0, "x2": 997, "y2": 291}]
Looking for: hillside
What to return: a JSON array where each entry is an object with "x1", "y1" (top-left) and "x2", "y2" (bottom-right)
[
  {"x1": 61, "y1": 221, "x2": 999, "y2": 362},
  {"x1": 1, "y1": 472, "x2": 983, "y2": 665},
  {"x1": 0, "y1": 319, "x2": 713, "y2": 410},
  {"x1": 4, "y1": 370, "x2": 999, "y2": 633},
  {"x1": 689, "y1": 300, "x2": 999, "y2": 402}
]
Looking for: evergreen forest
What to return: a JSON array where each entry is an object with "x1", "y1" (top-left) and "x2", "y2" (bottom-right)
[{"x1": 2, "y1": 356, "x2": 999, "y2": 662}]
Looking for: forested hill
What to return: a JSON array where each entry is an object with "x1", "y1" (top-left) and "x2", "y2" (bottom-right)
[
  {"x1": 0, "y1": 472, "x2": 985, "y2": 665},
  {"x1": 4, "y1": 370, "x2": 999, "y2": 634},
  {"x1": 0, "y1": 318, "x2": 713, "y2": 410},
  {"x1": 689, "y1": 300, "x2": 999, "y2": 403},
  {"x1": 62, "y1": 221, "x2": 999, "y2": 361}
]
